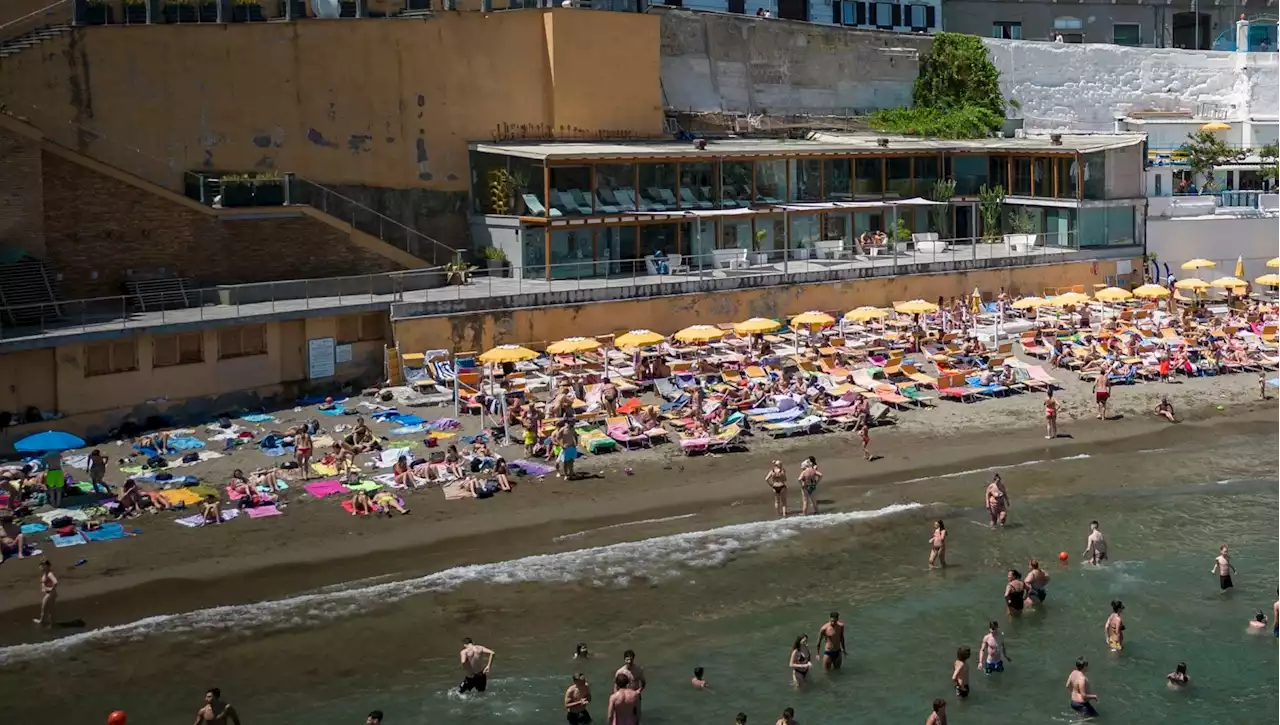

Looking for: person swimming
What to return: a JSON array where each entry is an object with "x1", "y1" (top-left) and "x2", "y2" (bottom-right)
[
  {"x1": 1247, "y1": 612, "x2": 1269, "y2": 633},
  {"x1": 1166, "y1": 662, "x2": 1190, "y2": 688}
]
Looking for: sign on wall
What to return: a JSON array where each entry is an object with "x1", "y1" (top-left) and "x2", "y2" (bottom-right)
[
  {"x1": 308, "y1": 337, "x2": 336, "y2": 380},
  {"x1": 335, "y1": 344, "x2": 353, "y2": 364}
]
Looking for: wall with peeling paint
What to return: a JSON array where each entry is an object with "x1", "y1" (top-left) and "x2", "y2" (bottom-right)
[
  {"x1": 0, "y1": 10, "x2": 664, "y2": 194},
  {"x1": 391, "y1": 259, "x2": 1124, "y2": 353}
]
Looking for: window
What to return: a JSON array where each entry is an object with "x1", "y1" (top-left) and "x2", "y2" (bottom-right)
[
  {"x1": 727, "y1": 0, "x2": 744, "y2": 12},
  {"x1": 218, "y1": 325, "x2": 268, "y2": 360},
  {"x1": 337, "y1": 313, "x2": 386, "y2": 344},
  {"x1": 1154, "y1": 173, "x2": 1163, "y2": 197},
  {"x1": 85, "y1": 340, "x2": 138, "y2": 377},
  {"x1": 1054, "y1": 17, "x2": 1084, "y2": 43},
  {"x1": 152, "y1": 333, "x2": 203, "y2": 368},
  {"x1": 1112, "y1": 24, "x2": 1141, "y2": 46},
  {"x1": 907, "y1": 4, "x2": 928, "y2": 30},
  {"x1": 992, "y1": 22, "x2": 1022, "y2": 40}
]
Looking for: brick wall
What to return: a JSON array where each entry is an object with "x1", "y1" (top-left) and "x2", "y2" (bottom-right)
[
  {"x1": 0, "y1": 128, "x2": 45, "y2": 257},
  {"x1": 41, "y1": 153, "x2": 406, "y2": 298}
]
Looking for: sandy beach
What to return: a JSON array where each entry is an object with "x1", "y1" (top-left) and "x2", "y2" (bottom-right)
[{"x1": 0, "y1": 359, "x2": 1271, "y2": 645}]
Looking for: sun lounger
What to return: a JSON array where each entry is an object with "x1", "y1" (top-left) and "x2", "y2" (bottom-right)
[
  {"x1": 763, "y1": 415, "x2": 824, "y2": 439},
  {"x1": 748, "y1": 407, "x2": 805, "y2": 424},
  {"x1": 606, "y1": 416, "x2": 650, "y2": 449},
  {"x1": 964, "y1": 376, "x2": 1009, "y2": 397},
  {"x1": 577, "y1": 428, "x2": 617, "y2": 454}
]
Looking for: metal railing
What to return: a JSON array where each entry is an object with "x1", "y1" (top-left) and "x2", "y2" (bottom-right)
[
  {"x1": 0, "y1": 0, "x2": 69, "y2": 42},
  {"x1": 0, "y1": 98, "x2": 456, "y2": 264}
]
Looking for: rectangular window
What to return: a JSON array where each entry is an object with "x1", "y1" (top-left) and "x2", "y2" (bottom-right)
[
  {"x1": 727, "y1": 0, "x2": 745, "y2": 12},
  {"x1": 218, "y1": 325, "x2": 268, "y2": 360},
  {"x1": 907, "y1": 4, "x2": 926, "y2": 29},
  {"x1": 992, "y1": 22, "x2": 1022, "y2": 40},
  {"x1": 1112, "y1": 24, "x2": 1141, "y2": 46},
  {"x1": 337, "y1": 313, "x2": 385, "y2": 344},
  {"x1": 874, "y1": 2, "x2": 892, "y2": 27},
  {"x1": 152, "y1": 333, "x2": 203, "y2": 368},
  {"x1": 1154, "y1": 173, "x2": 1163, "y2": 197},
  {"x1": 85, "y1": 340, "x2": 138, "y2": 377}
]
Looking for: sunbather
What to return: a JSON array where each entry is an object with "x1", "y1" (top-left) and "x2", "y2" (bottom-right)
[
  {"x1": 347, "y1": 417, "x2": 380, "y2": 452},
  {"x1": 393, "y1": 455, "x2": 416, "y2": 488},
  {"x1": 494, "y1": 456, "x2": 513, "y2": 492},
  {"x1": 1155, "y1": 397, "x2": 1177, "y2": 423},
  {"x1": 331, "y1": 442, "x2": 357, "y2": 477},
  {"x1": 445, "y1": 445, "x2": 465, "y2": 479},
  {"x1": 137, "y1": 430, "x2": 171, "y2": 454},
  {"x1": 201, "y1": 494, "x2": 224, "y2": 525},
  {"x1": 372, "y1": 490, "x2": 409, "y2": 516},
  {"x1": 349, "y1": 490, "x2": 375, "y2": 516},
  {"x1": 117, "y1": 478, "x2": 144, "y2": 517},
  {"x1": 601, "y1": 382, "x2": 619, "y2": 418},
  {"x1": 0, "y1": 513, "x2": 25, "y2": 560},
  {"x1": 294, "y1": 427, "x2": 313, "y2": 480}
]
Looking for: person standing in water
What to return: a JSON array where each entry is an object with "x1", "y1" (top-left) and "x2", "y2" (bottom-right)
[
  {"x1": 929, "y1": 520, "x2": 947, "y2": 569},
  {"x1": 951, "y1": 646, "x2": 970, "y2": 699},
  {"x1": 798, "y1": 458, "x2": 822, "y2": 516},
  {"x1": 789, "y1": 635, "x2": 812, "y2": 687},
  {"x1": 775, "y1": 707, "x2": 798, "y2": 725},
  {"x1": 979, "y1": 621, "x2": 1010, "y2": 674},
  {"x1": 615, "y1": 650, "x2": 646, "y2": 693},
  {"x1": 1084, "y1": 521, "x2": 1108, "y2": 565},
  {"x1": 817, "y1": 612, "x2": 846, "y2": 670},
  {"x1": 766, "y1": 461, "x2": 789, "y2": 518},
  {"x1": 606, "y1": 674, "x2": 639, "y2": 725},
  {"x1": 985, "y1": 474, "x2": 1009, "y2": 528},
  {"x1": 1065, "y1": 657, "x2": 1099, "y2": 717},
  {"x1": 926, "y1": 698, "x2": 947, "y2": 725},
  {"x1": 193, "y1": 687, "x2": 241, "y2": 725},
  {"x1": 564, "y1": 672, "x2": 592, "y2": 724},
  {"x1": 33, "y1": 559, "x2": 56, "y2": 627},
  {"x1": 1024, "y1": 560, "x2": 1050, "y2": 607},
  {"x1": 1104, "y1": 601, "x2": 1125, "y2": 652},
  {"x1": 1043, "y1": 390, "x2": 1059, "y2": 440},
  {"x1": 1211, "y1": 544, "x2": 1235, "y2": 590},
  {"x1": 1004, "y1": 570, "x2": 1028, "y2": 616},
  {"x1": 458, "y1": 638, "x2": 495, "y2": 693}
]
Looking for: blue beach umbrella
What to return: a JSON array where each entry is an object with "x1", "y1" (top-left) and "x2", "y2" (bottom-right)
[{"x1": 14, "y1": 430, "x2": 85, "y2": 453}]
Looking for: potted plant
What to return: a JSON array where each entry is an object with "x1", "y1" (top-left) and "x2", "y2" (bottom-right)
[
  {"x1": 445, "y1": 258, "x2": 476, "y2": 286},
  {"x1": 218, "y1": 174, "x2": 255, "y2": 208},
  {"x1": 751, "y1": 229, "x2": 769, "y2": 265},
  {"x1": 1003, "y1": 207, "x2": 1039, "y2": 252},
  {"x1": 791, "y1": 238, "x2": 810, "y2": 261},
  {"x1": 251, "y1": 170, "x2": 285, "y2": 206},
  {"x1": 978, "y1": 184, "x2": 1005, "y2": 243},
  {"x1": 232, "y1": 0, "x2": 265, "y2": 21},
  {"x1": 890, "y1": 218, "x2": 913, "y2": 254},
  {"x1": 163, "y1": 0, "x2": 197, "y2": 23},
  {"x1": 122, "y1": 0, "x2": 148, "y2": 24},
  {"x1": 83, "y1": 0, "x2": 113, "y2": 24},
  {"x1": 482, "y1": 247, "x2": 508, "y2": 277}
]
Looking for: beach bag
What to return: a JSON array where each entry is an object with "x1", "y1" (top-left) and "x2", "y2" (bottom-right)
[
  {"x1": 181, "y1": 452, "x2": 199, "y2": 464},
  {"x1": 146, "y1": 456, "x2": 167, "y2": 470},
  {"x1": 50, "y1": 516, "x2": 73, "y2": 529},
  {"x1": 155, "y1": 472, "x2": 173, "y2": 482},
  {"x1": 280, "y1": 461, "x2": 298, "y2": 470}
]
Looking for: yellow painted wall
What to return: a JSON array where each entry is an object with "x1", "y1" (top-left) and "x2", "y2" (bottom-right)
[
  {"x1": 0, "y1": 10, "x2": 663, "y2": 192},
  {"x1": 393, "y1": 260, "x2": 1134, "y2": 353}
]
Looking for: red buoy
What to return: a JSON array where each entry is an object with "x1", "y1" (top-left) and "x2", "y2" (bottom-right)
[
  {"x1": 107, "y1": 712, "x2": 128, "y2": 725},
  {"x1": 1058, "y1": 551, "x2": 1069, "y2": 562}
]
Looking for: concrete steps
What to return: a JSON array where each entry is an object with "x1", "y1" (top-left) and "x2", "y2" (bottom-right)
[
  {"x1": 0, "y1": 24, "x2": 71, "y2": 60},
  {"x1": 0, "y1": 256, "x2": 62, "y2": 326}
]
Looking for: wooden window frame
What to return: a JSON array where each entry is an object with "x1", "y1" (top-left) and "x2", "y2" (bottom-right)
[
  {"x1": 85, "y1": 340, "x2": 139, "y2": 377},
  {"x1": 218, "y1": 325, "x2": 268, "y2": 360},
  {"x1": 152, "y1": 332, "x2": 204, "y2": 368}
]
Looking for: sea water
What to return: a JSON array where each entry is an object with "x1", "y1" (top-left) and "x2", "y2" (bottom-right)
[{"x1": 2, "y1": 432, "x2": 1276, "y2": 724}]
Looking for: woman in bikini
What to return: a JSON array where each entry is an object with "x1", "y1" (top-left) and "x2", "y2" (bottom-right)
[
  {"x1": 788, "y1": 634, "x2": 812, "y2": 688},
  {"x1": 1043, "y1": 390, "x2": 1059, "y2": 440},
  {"x1": 349, "y1": 489, "x2": 374, "y2": 516},
  {"x1": 393, "y1": 455, "x2": 415, "y2": 489},
  {"x1": 1104, "y1": 600, "x2": 1125, "y2": 651},
  {"x1": 929, "y1": 520, "x2": 947, "y2": 569},
  {"x1": 294, "y1": 427, "x2": 313, "y2": 480},
  {"x1": 798, "y1": 457, "x2": 822, "y2": 516},
  {"x1": 34, "y1": 559, "x2": 57, "y2": 628},
  {"x1": 494, "y1": 456, "x2": 513, "y2": 492},
  {"x1": 765, "y1": 461, "x2": 788, "y2": 518}
]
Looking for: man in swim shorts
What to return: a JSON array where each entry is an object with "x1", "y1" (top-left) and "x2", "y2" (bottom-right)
[
  {"x1": 978, "y1": 621, "x2": 1009, "y2": 674},
  {"x1": 1084, "y1": 521, "x2": 1107, "y2": 565},
  {"x1": 564, "y1": 672, "x2": 592, "y2": 724},
  {"x1": 194, "y1": 687, "x2": 241, "y2": 725},
  {"x1": 553, "y1": 422, "x2": 579, "y2": 480},
  {"x1": 43, "y1": 453, "x2": 66, "y2": 508},
  {"x1": 817, "y1": 612, "x2": 846, "y2": 670},
  {"x1": 1093, "y1": 374, "x2": 1111, "y2": 420},
  {"x1": 614, "y1": 649, "x2": 646, "y2": 692},
  {"x1": 952, "y1": 646, "x2": 970, "y2": 698},
  {"x1": 459, "y1": 638, "x2": 495, "y2": 693},
  {"x1": 1066, "y1": 657, "x2": 1099, "y2": 717},
  {"x1": 1211, "y1": 544, "x2": 1235, "y2": 590}
]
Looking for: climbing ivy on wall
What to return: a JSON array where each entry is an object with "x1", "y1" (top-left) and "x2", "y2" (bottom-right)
[{"x1": 870, "y1": 33, "x2": 1006, "y2": 139}]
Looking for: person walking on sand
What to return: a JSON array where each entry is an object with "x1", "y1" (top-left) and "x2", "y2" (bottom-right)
[
  {"x1": 985, "y1": 474, "x2": 1009, "y2": 528},
  {"x1": 553, "y1": 422, "x2": 580, "y2": 480},
  {"x1": 87, "y1": 448, "x2": 111, "y2": 495},
  {"x1": 856, "y1": 418, "x2": 873, "y2": 461},
  {"x1": 929, "y1": 520, "x2": 947, "y2": 569},
  {"x1": 294, "y1": 427, "x2": 313, "y2": 480},
  {"x1": 951, "y1": 646, "x2": 970, "y2": 699},
  {"x1": 565, "y1": 672, "x2": 592, "y2": 725},
  {"x1": 1043, "y1": 390, "x2": 1059, "y2": 439},
  {"x1": 979, "y1": 621, "x2": 1010, "y2": 674},
  {"x1": 606, "y1": 675, "x2": 639, "y2": 725},
  {"x1": 1024, "y1": 560, "x2": 1050, "y2": 607},
  {"x1": 33, "y1": 559, "x2": 56, "y2": 627},
  {"x1": 926, "y1": 698, "x2": 947, "y2": 725},
  {"x1": 1065, "y1": 657, "x2": 1099, "y2": 717},
  {"x1": 766, "y1": 461, "x2": 789, "y2": 518},
  {"x1": 1211, "y1": 544, "x2": 1235, "y2": 591},
  {"x1": 817, "y1": 612, "x2": 846, "y2": 670},
  {"x1": 798, "y1": 457, "x2": 822, "y2": 516},
  {"x1": 194, "y1": 687, "x2": 241, "y2": 725},
  {"x1": 1084, "y1": 521, "x2": 1107, "y2": 565},
  {"x1": 459, "y1": 638, "x2": 495, "y2": 694},
  {"x1": 1093, "y1": 373, "x2": 1111, "y2": 420},
  {"x1": 1104, "y1": 600, "x2": 1125, "y2": 652}
]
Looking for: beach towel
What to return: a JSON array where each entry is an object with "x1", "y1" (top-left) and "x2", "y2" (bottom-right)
[
  {"x1": 510, "y1": 459, "x2": 555, "y2": 476},
  {"x1": 20, "y1": 522, "x2": 49, "y2": 535},
  {"x1": 371, "y1": 410, "x2": 401, "y2": 421},
  {"x1": 37, "y1": 508, "x2": 90, "y2": 524},
  {"x1": 376, "y1": 447, "x2": 411, "y2": 469},
  {"x1": 51, "y1": 533, "x2": 86, "y2": 547},
  {"x1": 345, "y1": 479, "x2": 381, "y2": 492},
  {"x1": 299, "y1": 394, "x2": 348, "y2": 406},
  {"x1": 171, "y1": 451, "x2": 224, "y2": 468},
  {"x1": 311, "y1": 462, "x2": 340, "y2": 477},
  {"x1": 341, "y1": 499, "x2": 380, "y2": 515},
  {"x1": 166, "y1": 436, "x2": 206, "y2": 451},
  {"x1": 133, "y1": 473, "x2": 199, "y2": 486},
  {"x1": 245, "y1": 504, "x2": 282, "y2": 519},
  {"x1": 303, "y1": 480, "x2": 347, "y2": 499},
  {"x1": 390, "y1": 425, "x2": 426, "y2": 435},
  {"x1": 318, "y1": 404, "x2": 347, "y2": 416},
  {"x1": 241, "y1": 414, "x2": 276, "y2": 423},
  {"x1": 441, "y1": 480, "x2": 474, "y2": 500},
  {"x1": 83, "y1": 523, "x2": 128, "y2": 542},
  {"x1": 174, "y1": 510, "x2": 240, "y2": 527},
  {"x1": 151, "y1": 487, "x2": 201, "y2": 507},
  {"x1": 61, "y1": 454, "x2": 91, "y2": 470},
  {"x1": 391, "y1": 414, "x2": 425, "y2": 427}
]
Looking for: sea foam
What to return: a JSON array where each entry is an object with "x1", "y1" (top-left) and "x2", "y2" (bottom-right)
[{"x1": 0, "y1": 503, "x2": 923, "y2": 665}]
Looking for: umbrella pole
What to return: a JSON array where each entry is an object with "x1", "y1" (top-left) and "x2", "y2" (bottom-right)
[
  {"x1": 453, "y1": 355, "x2": 459, "y2": 419},
  {"x1": 501, "y1": 385, "x2": 510, "y2": 444}
]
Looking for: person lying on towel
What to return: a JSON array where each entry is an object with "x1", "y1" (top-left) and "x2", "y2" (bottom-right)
[
  {"x1": 372, "y1": 490, "x2": 410, "y2": 516},
  {"x1": 349, "y1": 490, "x2": 375, "y2": 516}
]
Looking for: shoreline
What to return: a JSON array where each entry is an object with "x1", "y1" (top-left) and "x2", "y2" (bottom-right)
[{"x1": 0, "y1": 375, "x2": 1271, "y2": 644}]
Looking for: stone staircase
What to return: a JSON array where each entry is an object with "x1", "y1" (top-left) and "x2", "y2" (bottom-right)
[
  {"x1": 0, "y1": 255, "x2": 61, "y2": 326},
  {"x1": 0, "y1": 23, "x2": 70, "y2": 61}
]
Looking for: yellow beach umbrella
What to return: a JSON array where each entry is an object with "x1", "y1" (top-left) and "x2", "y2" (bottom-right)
[
  {"x1": 1132, "y1": 284, "x2": 1171, "y2": 299},
  {"x1": 1050, "y1": 292, "x2": 1091, "y2": 307},
  {"x1": 1180, "y1": 258, "x2": 1216, "y2": 271},
  {"x1": 1209, "y1": 276, "x2": 1247, "y2": 290},
  {"x1": 894, "y1": 299, "x2": 939, "y2": 314},
  {"x1": 1200, "y1": 121, "x2": 1230, "y2": 132},
  {"x1": 546, "y1": 337, "x2": 602, "y2": 355},
  {"x1": 1011, "y1": 297, "x2": 1049, "y2": 310},
  {"x1": 1094, "y1": 287, "x2": 1133, "y2": 303},
  {"x1": 844, "y1": 306, "x2": 891, "y2": 322},
  {"x1": 1255, "y1": 274, "x2": 1280, "y2": 287},
  {"x1": 790, "y1": 310, "x2": 836, "y2": 327},
  {"x1": 1174, "y1": 278, "x2": 1210, "y2": 291},
  {"x1": 1234, "y1": 256, "x2": 1245, "y2": 278},
  {"x1": 733, "y1": 317, "x2": 782, "y2": 335},
  {"x1": 672, "y1": 325, "x2": 726, "y2": 344},
  {"x1": 1267, "y1": 257, "x2": 1279, "y2": 269},
  {"x1": 614, "y1": 329, "x2": 666, "y2": 349},
  {"x1": 477, "y1": 344, "x2": 539, "y2": 365}
]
